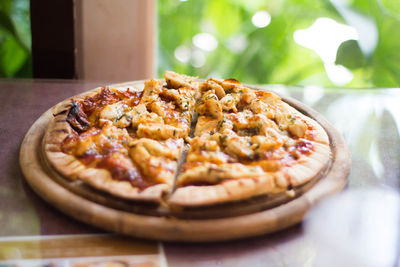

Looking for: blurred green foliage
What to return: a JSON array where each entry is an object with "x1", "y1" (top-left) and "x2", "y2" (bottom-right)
[
  {"x1": 2, "y1": 0, "x2": 400, "y2": 87},
  {"x1": 158, "y1": 0, "x2": 400, "y2": 88},
  {"x1": 0, "y1": 0, "x2": 31, "y2": 78}
]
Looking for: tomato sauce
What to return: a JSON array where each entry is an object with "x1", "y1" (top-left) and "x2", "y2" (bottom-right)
[
  {"x1": 60, "y1": 88, "x2": 157, "y2": 190},
  {"x1": 81, "y1": 88, "x2": 121, "y2": 116},
  {"x1": 97, "y1": 154, "x2": 153, "y2": 190}
]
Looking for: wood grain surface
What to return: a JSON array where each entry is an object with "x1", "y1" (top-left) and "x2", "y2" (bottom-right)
[{"x1": 19, "y1": 82, "x2": 351, "y2": 242}]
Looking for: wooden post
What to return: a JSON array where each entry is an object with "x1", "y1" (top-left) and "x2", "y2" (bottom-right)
[{"x1": 74, "y1": 0, "x2": 156, "y2": 81}]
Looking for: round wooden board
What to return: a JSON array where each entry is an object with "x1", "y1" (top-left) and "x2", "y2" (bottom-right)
[{"x1": 19, "y1": 82, "x2": 350, "y2": 242}]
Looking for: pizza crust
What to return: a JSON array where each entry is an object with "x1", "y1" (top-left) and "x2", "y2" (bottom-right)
[
  {"x1": 168, "y1": 173, "x2": 286, "y2": 207},
  {"x1": 43, "y1": 104, "x2": 86, "y2": 180},
  {"x1": 283, "y1": 142, "x2": 331, "y2": 187},
  {"x1": 77, "y1": 168, "x2": 168, "y2": 201}
]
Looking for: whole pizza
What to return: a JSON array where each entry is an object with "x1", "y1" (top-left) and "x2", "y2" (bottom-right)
[{"x1": 43, "y1": 71, "x2": 330, "y2": 208}]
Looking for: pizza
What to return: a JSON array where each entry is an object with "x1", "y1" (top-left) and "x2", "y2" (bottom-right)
[{"x1": 43, "y1": 71, "x2": 330, "y2": 207}]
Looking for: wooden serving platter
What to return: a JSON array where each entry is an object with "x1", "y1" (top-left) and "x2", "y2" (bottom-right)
[{"x1": 19, "y1": 82, "x2": 350, "y2": 242}]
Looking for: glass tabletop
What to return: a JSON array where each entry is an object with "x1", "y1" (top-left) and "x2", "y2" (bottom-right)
[{"x1": 272, "y1": 85, "x2": 400, "y2": 189}]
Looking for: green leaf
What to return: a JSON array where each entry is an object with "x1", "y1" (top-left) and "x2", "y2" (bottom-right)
[
  {"x1": 371, "y1": 64, "x2": 399, "y2": 87},
  {"x1": 380, "y1": 0, "x2": 400, "y2": 15},
  {"x1": 14, "y1": 53, "x2": 31, "y2": 77},
  {"x1": 336, "y1": 40, "x2": 366, "y2": 70},
  {"x1": 0, "y1": 10, "x2": 16, "y2": 36},
  {"x1": 0, "y1": 0, "x2": 13, "y2": 14},
  {"x1": 0, "y1": 7, "x2": 29, "y2": 52},
  {"x1": 206, "y1": 1, "x2": 241, "y2": 37},
  {"x1": 0, "y1": 35, "x2": 27, "y2": 77},
  {"x1": 11, "y1": 0, "x2": 31, "y2": 50}
]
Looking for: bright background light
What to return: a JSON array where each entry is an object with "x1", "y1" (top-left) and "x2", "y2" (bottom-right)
[
  {"x1": 294, "y1": 17, "x2": 359, "y2": 85},
  {"x1": 294, "y1": 17, "x2": 358, "y2": 64},
  {"x1": 192, "y1": 33, "x2": 218, "y2": 52},
  {"x1": 174, "y1": 45, "x2": 191, "y2": 63},
  {"x1": 251, "y1": 11, "x2": 271, "y2": 28}
]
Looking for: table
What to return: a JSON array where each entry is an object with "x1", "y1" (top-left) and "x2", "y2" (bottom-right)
[{"x1": 0, "y1": 79, "x2": 399, "y2": 266}]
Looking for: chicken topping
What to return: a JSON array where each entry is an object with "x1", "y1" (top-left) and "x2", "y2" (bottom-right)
[{"x1": 61, "y1": 71, "x2": 318, "y2": 189}]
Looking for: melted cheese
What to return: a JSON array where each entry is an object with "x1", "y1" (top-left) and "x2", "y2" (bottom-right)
[{"x1": 62, "y1": 71, "x2": 323, "y2": 191}]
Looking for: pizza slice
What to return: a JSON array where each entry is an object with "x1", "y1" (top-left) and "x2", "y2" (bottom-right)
[
  {"x1": 44, "y1": 86, "x2": 185, "y2": 202},
  {"x1": 169, "y1": 79, "x2": 330, "y2": 206}
]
